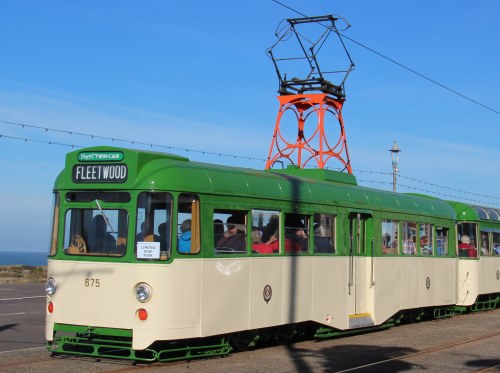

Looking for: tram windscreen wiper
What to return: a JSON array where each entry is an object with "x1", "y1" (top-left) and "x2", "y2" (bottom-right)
[{"x1": 95, "y1": 199, "x2": 117, "y2": 234}]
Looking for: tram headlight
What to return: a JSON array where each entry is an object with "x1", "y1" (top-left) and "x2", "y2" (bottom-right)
[
  {"x1": 135, "y1": 283, "x2": 152, "y2": 303},
  {"x1": 45, "y1": 278, "x2": 57, "y2": 297}
]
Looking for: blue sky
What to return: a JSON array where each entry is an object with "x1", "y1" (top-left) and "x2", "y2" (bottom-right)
[{"x1": 0, "y1": 1, "x2": 498, "y2": 252}]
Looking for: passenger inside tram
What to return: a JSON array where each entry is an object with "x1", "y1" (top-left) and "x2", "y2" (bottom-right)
[
  {"x1": 87, "y1": 215, "x2": 116, "y2": 253},
  {"x1": 420, "y1": 236, "x2": 433, "y2": 255},
  {"x1": 213, "y1": 219, "x2": 224, "y2": 246},
  {"x1": 177, "y1": 219, "x2": 191, "y2": 253},
  {"x1": 251, "y1": 228, "x2": 278, "y2": 254},
  {"x1": 216, "y1": 215, "x2": 246, "y2": 252},
  {"x1": 458, "y1": 235, "x2": 477, "y2": 257},
  {"x1": 480, "y1": 233, "x2": 490, "y2": 256},
  {"x1": 313, "y1": 224, "x2": 334, "y2": 253}
]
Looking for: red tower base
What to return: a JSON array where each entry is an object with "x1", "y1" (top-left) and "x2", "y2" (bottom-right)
[{"x1": 265, "y1": 93, "x2": 352, "y2": 173}]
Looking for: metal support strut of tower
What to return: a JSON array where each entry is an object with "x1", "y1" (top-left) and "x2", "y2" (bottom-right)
[{"x1": 265, "y1": 93, "x2": 352, "y2": 173}]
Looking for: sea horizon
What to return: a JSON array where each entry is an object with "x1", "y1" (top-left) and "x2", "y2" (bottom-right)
[{"x1": 0, "y1": 251, "x2": 48, "y2": 266}]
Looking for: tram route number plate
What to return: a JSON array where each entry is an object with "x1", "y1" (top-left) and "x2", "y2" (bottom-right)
[{"x1": 72, "y1": 164, "x2": 128, "y2": 183}]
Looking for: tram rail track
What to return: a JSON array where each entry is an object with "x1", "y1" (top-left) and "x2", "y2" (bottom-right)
[{"x1": 2, "y1": 328, "x2": 500, "y2": 372}]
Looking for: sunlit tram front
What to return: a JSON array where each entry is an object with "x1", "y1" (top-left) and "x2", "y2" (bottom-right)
[{"x1": 46, "y1": 147, "x2": 212, "y2": 361}]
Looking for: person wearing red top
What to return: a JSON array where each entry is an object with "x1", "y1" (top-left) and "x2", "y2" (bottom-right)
[
  {"x1": 458, "y1": 235, "x2": 477, "y2": 257},
  {"x1": 251, "y1": 229, "x2": 278, "y2": 254}
]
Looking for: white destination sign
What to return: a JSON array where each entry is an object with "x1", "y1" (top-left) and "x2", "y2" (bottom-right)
[{"x1": 137, "y1": 242, "x2": 160, "y2": 260}]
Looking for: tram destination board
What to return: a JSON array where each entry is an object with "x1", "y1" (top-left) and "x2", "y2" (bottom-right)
[{"x1": 72, "y1": 163, "x2": 128, "y2": 183}]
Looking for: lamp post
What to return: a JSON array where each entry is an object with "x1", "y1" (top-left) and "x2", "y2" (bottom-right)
[{"x1": 389, "y1": 141, "x2": 401, "y2": 192}]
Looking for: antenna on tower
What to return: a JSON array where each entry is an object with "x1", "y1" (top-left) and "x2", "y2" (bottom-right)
[{"x1": 265, "y1": 15, "x2": 355, "y2": 172}]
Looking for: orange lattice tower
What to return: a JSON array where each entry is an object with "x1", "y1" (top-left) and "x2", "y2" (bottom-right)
[{"x1": 265, "y1": 15, "x2": 354, "y2": 172}]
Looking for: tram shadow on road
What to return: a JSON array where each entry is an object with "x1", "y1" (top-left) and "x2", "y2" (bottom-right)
[
  {"x1": 286, "y1": 343, "x2": 419, "y2": 372},
  {"x1": 466, "y1": 358, "x2": 500, "y2": 370},
  {"x1": 0, "y1": 324, "x2": 18, "y2": 333}
]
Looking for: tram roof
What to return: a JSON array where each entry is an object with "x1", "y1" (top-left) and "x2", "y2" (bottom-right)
[
  {"x1": 56, "y1": 146, "x2": 456, "y2": 219},
  {"x1": 445, "y1": 200, "x2": 500, "y2": 223}
]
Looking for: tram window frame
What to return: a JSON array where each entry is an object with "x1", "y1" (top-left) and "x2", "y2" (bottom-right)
[
  {"x1": 48, "y1": 192, "x2": 60, "y2": 257},
  {"x1": 250, "y1": 210, "x2": 280, "y2": 255},
  {"x1": 382, "y1": 220, "x2": 399, "y2": 255},
  {"x1": 493, "y1": 231, "x2": 500, "y2": 256},
  {"x1": 402, "y1": 221, "x2": 417, "y2": 255},
  {"x1": 480, "y1": 230, "x2": 491, "y2": 256},
  {"x1": 313, "y1": 213, "x2": 335, "y2": 254},
  {"x1": 284, "y1": 213, "x2": 311, "y2": 254},
  {"x1": 457, "y1": 222, "x2": 478, "y2": 258},
  {"x1": 214, "y1": 210, "x2": 248, "y2": 255},
  {"x1": 419, "y1": 223, "x2": 434, "y2": 256},
  {"x1": 135, "y1": 192, "x2": 173, "y2": 261},
  {"x1": 63, "y1": 208, "x2": 128, "y2": 257},
  {"x1": 435, "y1": 227, "x2": 449, "y2": 257},
  {"x1": 176, "y1": 194, "x2": 200, "y2": 255}
]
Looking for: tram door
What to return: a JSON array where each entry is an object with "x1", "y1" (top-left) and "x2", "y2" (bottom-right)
[{"x1": 348, "y1": 212, "x2": 374, "y2": 316}]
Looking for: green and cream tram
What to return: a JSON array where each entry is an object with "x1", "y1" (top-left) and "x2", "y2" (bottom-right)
[{"x1": 45, "y1": 146, "x2": 499, "y2": 361}]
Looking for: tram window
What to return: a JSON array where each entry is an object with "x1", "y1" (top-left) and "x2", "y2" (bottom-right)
[
  {"x1": 49, "y1": 193, "x2": 60, "y2": 257},
  {"x1": 480, "y1": 231, "x2": 491, "y2": 256},
  {"x1": 382, "y1": 220, "x2": 399, "y2": 255},
  {"x1": 473, "y1": 206, "x2": 489, "y2": 220},
  {"x1": 487, "y1": 209, "x2": 500, "y2": 221},
  {"x1": 436, "y1": 227, "x2": 449, "y2": 256},
  {"x1": 402, "y1": 222, "x2": 417, "y2": 255},
  {"x1": 419, "y1": 223, "x2": 433, "y2": 256},
  {"x1": 313, "y1": 214, "x2": 335, "y2": 254},
  {"x1": 284, "y1": 213, "x2": 310, "y2": 254},
  {"x1": 251, "y1": 210, "x2": 279, "y2": 255},
  {"x1": 214, "y1": 210, "x2": 247, "y2": 255},
  {"x1": 136, "y1": 192, "x2": 172, "y2": 261},
  {"x1": 177, "y1": 194, "x2": 200, "y2": 255},
  {"x1": 493, "y1": 232, "x2": 500, "y2": 256},
  {"x1": 457, "y1": 222, "x2": 478, "y2": 258},
  {"x1": 63, "y1": 208, "x2": 128, "y2": 256}
]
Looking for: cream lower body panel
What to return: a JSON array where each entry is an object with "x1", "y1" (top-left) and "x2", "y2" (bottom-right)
[
  {"x1": 200, "y1": 257, "x2": 349, "y2": 335},
  {"x1": 457, "y1": 260, "x2": 479, "y2": 306},
  {"x1": 479, "y1": 257, "x2": 500, "y2": 295},
  {"x1": 373, "y1": 257, "x2": 456, "y2": 324},
  {"x1": 47, "y1": 256, "x2": 462, "y2": 351}
]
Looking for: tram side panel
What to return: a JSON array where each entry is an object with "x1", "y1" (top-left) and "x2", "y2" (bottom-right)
[
  {"x1": 372, "y1": 257, "x2": 401, "y2": 324},
  {"x1": 311, "y1": 257, "x2": 350, "y2": 330},
  {"x1": 417, "y1": 258, "x2": 436, "y2": 307},
  {"x1": 435, "y1": 258, "x2": 456, "y2": 305},
  {"x1": 282, "y1": 256, "x2": 313, "y2": 324},
  {"x1": 200, "y1": 257, "x2": 251, "y2": 337},
  {"x1": 457, "y1": 259, "x2": 480, "y2": 306},
  {"x1": 248, "y1": 257, "x2": 285, "y2": 329},
  {"x1": 479, "y1": 257, "x2": 500, "y2": 295},
  {"x1": 400, "y1": 258, "x2": 419, "y2": 310}
]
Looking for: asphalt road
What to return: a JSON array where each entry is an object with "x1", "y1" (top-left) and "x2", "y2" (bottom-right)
[{"x1": 0, "y1": 283, "x2": 46, "y2": 352}]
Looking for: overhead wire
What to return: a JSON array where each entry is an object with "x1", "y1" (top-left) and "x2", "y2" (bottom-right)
[
  {"x1": 0, "y1": 133, "x2": 79, "y2": 148},
  {"x1": 0, "y1": 119, "x2": 266, "y2": 162},
  {"x1": 1, "y1": 122, "x2": 499, "y2": 207},
  {"x1": 271, "y1": 0, "x2": 500, "y2": 116}
]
